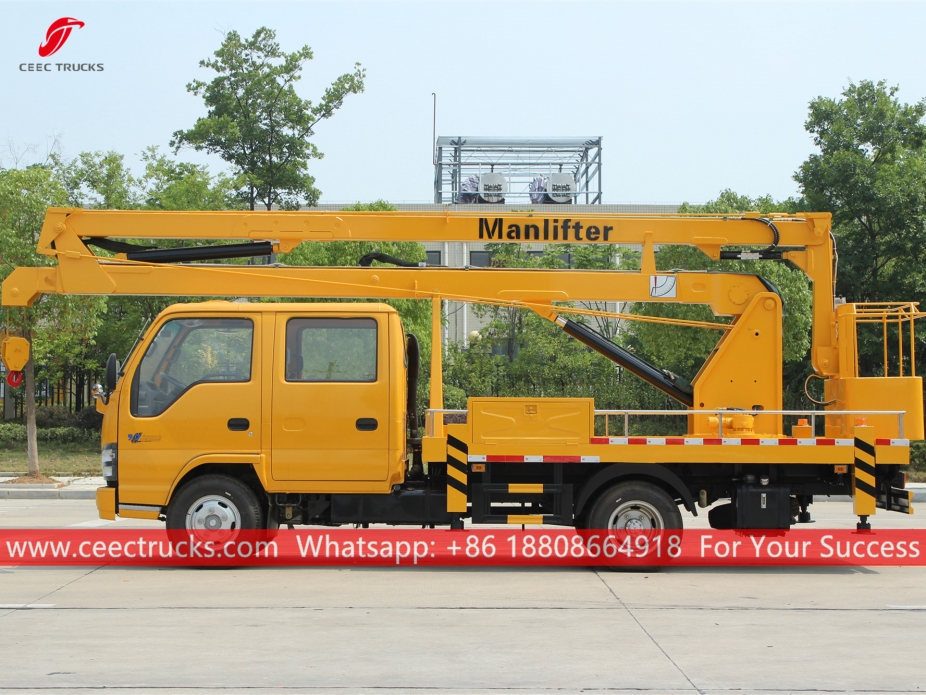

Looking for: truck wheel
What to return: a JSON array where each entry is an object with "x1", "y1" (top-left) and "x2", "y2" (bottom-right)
[
  {"x1": 166, "y1": 474, "x2": 263, "y2": 531},
  {"x1": 586, "y1": 481, "x2": 682, "y2": 571},
  {"x1": 587, "y1": 481, "x2": 683, "y2": 531}
]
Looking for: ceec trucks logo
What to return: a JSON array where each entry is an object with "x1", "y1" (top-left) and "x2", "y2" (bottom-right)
[
  {"x1": 20, "y1": 18, "x2": 103, "y2": 73},
  {"x1": 38, "y1": 17, "x2": 84, "y2": 57}
]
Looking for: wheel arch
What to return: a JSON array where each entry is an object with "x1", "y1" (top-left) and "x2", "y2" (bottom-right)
[
  {"x1": 574, "y1": 463, "x2": 698, "y2": 517},
  {"x1": 168, "y1": 457, "x2": 266, "y2": 507}
]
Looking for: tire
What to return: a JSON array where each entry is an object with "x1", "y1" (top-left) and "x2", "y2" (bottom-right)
[
  {"x1": 586, "y1": 481, "x2": 683, "y2": 571},
  {"x1": 166, "y1": 474, "x2": 263, "y2": 532}
]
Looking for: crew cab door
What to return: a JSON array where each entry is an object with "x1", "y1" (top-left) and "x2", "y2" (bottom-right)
[
  {"x1": 270, "y1": 313, "x2": 390, "y2": 482},
  {"x1": 118, "y1": 315, "x2": 261, "y2": 505}
]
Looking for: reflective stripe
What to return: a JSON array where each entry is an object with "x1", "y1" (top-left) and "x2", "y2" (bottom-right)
[
  {"x1": 468, "y1": 455, "x2": 599, "y2": 463},
  {"x1": 590, "y1": 437, "x2": 865, "y2": 446}
]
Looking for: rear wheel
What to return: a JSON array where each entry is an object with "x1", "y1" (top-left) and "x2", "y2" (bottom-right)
[
  {"x1": 166, "y1": 474, "x2": 263, "y2": 532},
  {"x1": 586, "y1": 481, "x2": 683, "y2": 570},
  {"x1": 587, "y1": 481, "x2": 683, "y2": 531}
]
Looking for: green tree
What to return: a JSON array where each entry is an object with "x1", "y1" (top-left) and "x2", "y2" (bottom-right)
[
  {"x1": 0, "y1": 165, "x2": 105, "y2": 477},
  {"x1": 171, "y1": 27, "x2": 365, "y2": 210},
  {"x1": 795, "y1": 80, "x2": 926, "y2": 376},
  {"x1": 138, "y1": 146, "x2": 240, "y2": 211},
  {"x1": 55, "y1": 150, "x2": 139, "y2": 209},
  {"x1": 54, "y1": 149, "x2": 248, "y2": 377}
]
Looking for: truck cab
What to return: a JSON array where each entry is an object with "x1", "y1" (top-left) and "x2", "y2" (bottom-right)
[{"x1": 97, "y1": 301, "x2": 413, "y2": 528}]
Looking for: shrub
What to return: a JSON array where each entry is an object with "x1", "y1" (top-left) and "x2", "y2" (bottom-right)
[
  {"x1": 0, "y1": 423, "x2": 96, "y2": 444},
  {"x1": 34, "y1": 406, "x2": 77, "y2": 429},
  {"x1": 75, "y1": 405, "x2": 104, "y2": 430},
  {"x1": 39, "y1": 427, "x2": 97, "y2": 443},
  {"x1": 0, "y1": 423, "x2": 25, "y2": 443},
  {"x1": 909, "y1": 440, "x2": 926, "y2": 480}
]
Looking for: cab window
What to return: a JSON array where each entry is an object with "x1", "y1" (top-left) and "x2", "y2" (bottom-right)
[
  {"x1": 131, "y1": 318, "x2": 253, "y2": 417},
  {"x1": 286, "y1": 318, "x2": 377, "y2": 382}
]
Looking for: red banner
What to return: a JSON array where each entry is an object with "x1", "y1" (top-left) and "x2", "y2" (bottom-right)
[{"x1": 1, "y1": 529, "x2": 924, "y2": 567}]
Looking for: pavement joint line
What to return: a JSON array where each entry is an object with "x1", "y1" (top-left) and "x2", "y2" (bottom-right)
[
  {"x1": 9, "y1": 685, "x2": 920, "y2": 693},
  {"x1": 8, "y1": 688, "x2": 885, "y2": 692},
  {"x1": 1, "y1": 604, "x2": 924, "y2": 612},
  {"x1": 0, "y1": 564, "x2": 101, "y2": 621},
  {"x1": 594, "y1": 570, "x2": 703, "y2": 695},
  {"x1": 608, "y1": 606, "x2": 926, "y2": 613},
  {"x1": 0, "y1": 693, "x2": 918, "y2": 695}
]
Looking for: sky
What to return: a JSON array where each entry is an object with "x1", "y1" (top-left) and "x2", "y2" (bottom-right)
[{"x1": 2, "y1": 1, "x2": 926, "y2": 205}]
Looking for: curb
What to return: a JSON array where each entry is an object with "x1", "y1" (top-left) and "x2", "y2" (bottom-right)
[{"x1": 0, "y1": 488, "x2": 96, "y2": 500}]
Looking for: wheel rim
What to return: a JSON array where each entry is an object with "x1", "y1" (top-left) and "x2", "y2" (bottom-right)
[
  {"x1": 186, "y1": 495, "x2": 241, "y2": 532},
  {"x1": 607, "y1": 499, "x2": 665, "y2": 530}
]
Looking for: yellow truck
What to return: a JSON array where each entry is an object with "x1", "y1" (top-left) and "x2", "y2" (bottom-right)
[{"x1": 2, "y1": 208, "x2": 922, "y2": 531}]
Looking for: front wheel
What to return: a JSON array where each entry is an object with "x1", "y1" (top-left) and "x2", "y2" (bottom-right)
[{"x1": 166, "y1": 474, "x2": 263, "y2": 533}]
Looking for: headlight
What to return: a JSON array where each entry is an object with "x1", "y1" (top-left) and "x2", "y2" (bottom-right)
[{"x1": 101, "y1": 443, "x2": 117, "y2": 486}]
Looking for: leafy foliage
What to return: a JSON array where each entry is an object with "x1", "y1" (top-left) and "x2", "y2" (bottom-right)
[
  {"x1": 138, "y1": 147, "x2": 241, "y2": 211},
  {"x1": 74, "y1": 405, "x2": 103, "y2": 431},
  {"x1": 0, "y1": 164, "x2": 107, "y2": 474},
  {"x1": 0, "y1": 423, "x2": 97, "y2": 444},
  {"x1": 171, "y1": 27, "x2": 365, "y2": 210},
  {"x1": 444, "y1": 242, "x2": 643, "y2": 410},
  {"x1": 794, "y1": 80, "x2": 926, "y2": 377},
  {"x1": 34, "y1": 406, "x2": 76, "y2": 429}
]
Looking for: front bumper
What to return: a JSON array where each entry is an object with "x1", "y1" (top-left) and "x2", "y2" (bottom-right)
[{"x1": 96, "y1": 486, "x2": 116, "y2": 520}]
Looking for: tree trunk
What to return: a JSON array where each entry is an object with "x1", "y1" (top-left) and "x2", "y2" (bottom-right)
[
  {"x1": 24, "y1": 343, "x2": 39, "y2": 477},
  {"x1": 76, "y1": 370, "x2": 84, "y2": 412}
]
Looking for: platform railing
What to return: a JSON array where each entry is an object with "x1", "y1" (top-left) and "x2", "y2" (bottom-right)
[
  {"x1": 424, "y1": 408, "x2": 907, "y2": 439},
  {"x1": 595, "y1": 409, "x2": 906, "y2": 439}
]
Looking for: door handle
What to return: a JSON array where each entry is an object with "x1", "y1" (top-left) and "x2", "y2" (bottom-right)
[
  {"x1": 356, "y1": 418, "x2": 378, "y2": 431},
  {"x1": 228, "y1": 418, "x2": 250, "y2": 431}
]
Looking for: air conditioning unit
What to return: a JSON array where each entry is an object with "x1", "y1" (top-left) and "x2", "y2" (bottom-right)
[{"x1": 478, "y1": 172, "x2": 507, "y2": 204}]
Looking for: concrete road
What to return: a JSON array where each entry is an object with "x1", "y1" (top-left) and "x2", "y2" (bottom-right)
[{"x1": 2, "y1": 499, "x2": 926, "y2": 694}]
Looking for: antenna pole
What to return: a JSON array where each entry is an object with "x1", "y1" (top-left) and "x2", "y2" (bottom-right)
[{"x1": 432, "y1": 93, "x2": 437, "y2": 166}]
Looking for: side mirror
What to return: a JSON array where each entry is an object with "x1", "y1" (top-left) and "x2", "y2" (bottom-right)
[
  {"x1": 105, "y1": 353, "x2": 119, "y2": 392},
  {"x1": 91, "y1": 383, "x2": 108, "y2": 405}
]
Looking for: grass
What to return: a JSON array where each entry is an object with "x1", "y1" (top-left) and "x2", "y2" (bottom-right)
[{"x1": 0, "y1": 440, "x2": 101, "y2": 477}]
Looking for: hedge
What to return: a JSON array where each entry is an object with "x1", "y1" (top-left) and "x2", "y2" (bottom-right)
[{"x1": 0, "y1": 423, "x2": 98, "y2": 444}]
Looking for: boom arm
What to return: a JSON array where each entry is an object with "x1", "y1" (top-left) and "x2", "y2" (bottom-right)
[{"x1": 8, "y1": 207, "x2": 838, "y2": 373}]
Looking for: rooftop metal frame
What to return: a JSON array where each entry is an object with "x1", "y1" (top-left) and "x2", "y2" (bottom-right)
[{"x1": 433, "y1": 136, "x2": 602, "y2": 205}]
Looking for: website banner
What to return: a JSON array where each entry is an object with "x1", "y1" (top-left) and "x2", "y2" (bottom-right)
[{"x1": 2, "y1": 529, "x2": 924, "y2": 567}]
